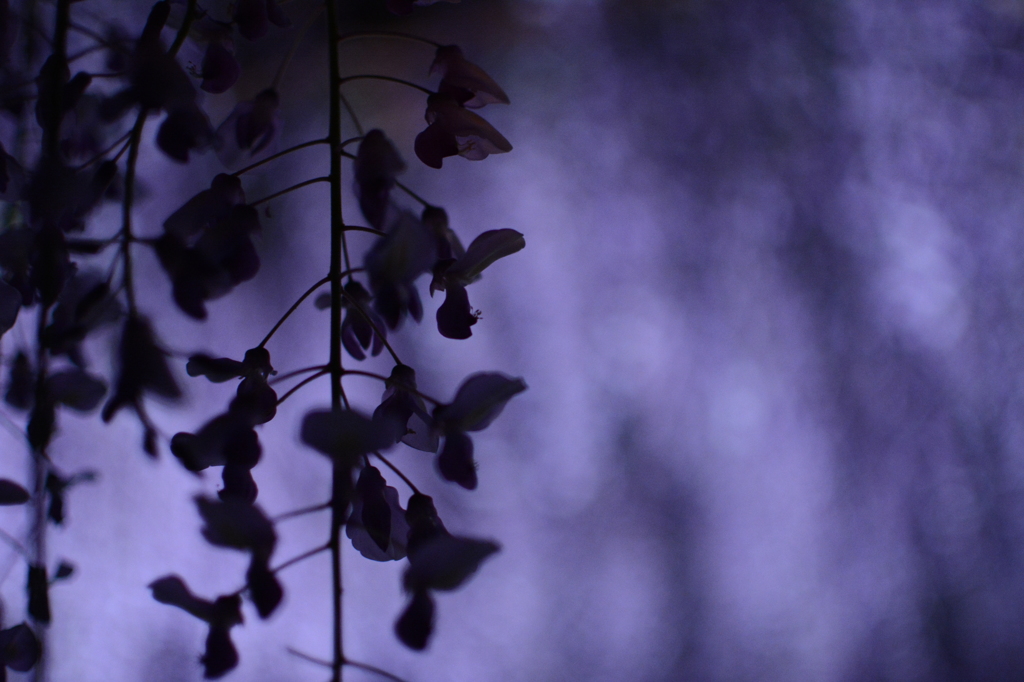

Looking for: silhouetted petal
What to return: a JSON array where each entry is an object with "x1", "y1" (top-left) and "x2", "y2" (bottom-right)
[
  {"x1": 229, "y1": 376, "x2": 277, "y2": 425},
  {"x1": 431, "y1": 45, "x2": 509, "y2": 108},
  {"x1": 4, "y1": 352, "x2": 32, "y2": 411},
  {"x1": 422, "y1": 206, "x2": 464, "y2": 263},
  {"x1": 157, "y1": 105, "x2": 215, "y2": 162},
  {"x1": 200, "y1": 41, "x2": 240, "y2": 94},
  {"x1": 53, "y1": 561, "x2": 74, "y2": 580},
  {"x1": 26, "y1": 395, "x2": 54, "y2": 452},
  {"x1": 196, "y1": 496, "x2": 275, "y2": 556},
  {"x1": 26, "y1": 565, "x2": 49, "y2": 623},
  {"x1": 0, "y1": 623, "x2": 40, "y2": 672},
  {"x1": 219, "y1": 465, "x2": 258, "y2": 503},
  {"x1": 46, "y1": 369, "x2": 106, "y2": 412},
  {"x1": 234, "y1": 0, "x2": 269, "y2": 41},
  {"x1": 405, "y1": 493, "x2": 448, "y2": 557},
  {"x1": 347, "y1": 484, "x2": 409, "y2": 561},
  {"x1": 404, "y1": 534, "x2": 499, "y2": 592},
  {"x1": 434, "y1": 372, "x2": 527, "y2": 432},
  {"x1": 365, "y1": 210, "x2": 435, "y2": 329},
  {"x1": 355, "y1": 465, "x2": 391, "y2": 552},
  {"x1": 216, "y1": 89, "x2": 280, "y2": 165},
  {"x1": 149, "y1": 575, "x2": 217, "y2": 622},
  {"x1": 245, "y1": 555, "x2": 282, "y2": 618},
  {"x1": 43, "y1": 271, "x2": 122, "y2": 360},
  {"x1": 164, "y1": 174, "x2": 245, "y2": 242},
  {"x1": 373, "y1": 364, "x2": 435, "y2": 450},
  {"x1": 441, "y1": 228, "x2": 525, "y2": 288},
  {"x1": 386, "y1": 0, "x2": 458, "y2": 16},
  {"x1": 171, "y1": 413, "x2": 247, "y2": 471},
  {"x1": 394, "y1": 589, "x2": 434, "y2": 650},
  {"x1": 43, "y1": 469, "x2": 95, "y2": 526},
  {"x1": 102, "y1": 314, "x2": 181, "y2": 422},
  {"x1": 436, "y1": 430, "x2": 476, "y2": 489},
  {"x1": 341, "y1": 281, "x2": 386, "y2": 360},
  {"x1": 415, "y1": 93, "x2": 511, "y2": 168},
  {"x1": 202, "y1": 626, "x2": 238, "y2": 679},
  {"x1": 187, "y1": 354, "x2": 246, "y2": 383},
  {"x1": 301, "y1": 409, "x2": 394, "y2": 462},
  {"x1": 0, "y1": 479, "x2": 29, "y2": 505},
  {"x1": 354, "y1": 130, "x2": 405, "y2": 230},
  {"x1": 435, "y1": 284, "x2": 477, "y2": 340}
]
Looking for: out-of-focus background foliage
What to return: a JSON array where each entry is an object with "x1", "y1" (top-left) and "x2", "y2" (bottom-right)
[{"x1": 5, "y1": 0, "x2": 1024, "y2": 679}]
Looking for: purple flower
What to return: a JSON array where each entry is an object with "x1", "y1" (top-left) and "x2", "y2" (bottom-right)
[
  {"x1": 414, "y1": 93, "x2": 511, "y2": 169},
  {"x1": 431, "y1": 45, "x2": 509, "y2": 109}
]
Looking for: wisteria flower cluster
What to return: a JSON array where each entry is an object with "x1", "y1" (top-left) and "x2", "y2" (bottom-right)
[{"x1": 0, "y1": 0, "x2": 523, "y2": 680}]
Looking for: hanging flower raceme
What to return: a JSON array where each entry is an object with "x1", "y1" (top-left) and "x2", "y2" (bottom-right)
[{"x1": 414, "y1": 93, "x2": 511, "y2": 169}]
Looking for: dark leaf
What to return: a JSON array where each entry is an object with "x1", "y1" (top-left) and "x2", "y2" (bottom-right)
[
  {"x1": 436, "y1": 431, "x2": 476, "y2": 489},
  {"x1": 404, "y1": 534, "x2": 499, "y2": 592},
  {"x1": 0, "y1": 479, "x2": 29, "y2": 505},
  {"x1": 196, "y1": 496, "x2": 275, "y2": 555},
  {"x1": 27, "y1": 565, "x2": 50, "y2": 623},
  {"x1": 435, "y1": 372, "x2": 527, "y2": 432},
  {"x1": 46, "y1": 369, "x2": 106, "y2": 412},
  {"x1": 394, "y1": 590, "x2": 434, "y2": 650},
  {"x1": 0, "y1": 623, "x2": 40, "y2": 672}
]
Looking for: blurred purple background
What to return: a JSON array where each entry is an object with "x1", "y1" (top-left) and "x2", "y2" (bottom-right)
[{"x1": 5, "y1": 0, "x2": 1024, "y2": 679}]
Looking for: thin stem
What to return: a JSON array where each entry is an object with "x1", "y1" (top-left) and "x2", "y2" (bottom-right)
[
  {"x1": 167, "y1": 0, "x2": 197, "y2": 57},
  {"x1": 232, "y1": 138, "x2": 328, "y2": 176},
  {"x1": 373, "y1": 452, "x2": 420, "y2": 495},
  {"x1": 271, "y1": 543, "x2": 329, "y2": 574},
  {"x1": 258, "y1": 275, "x2": 330, "y2": 348},
  {"x1": 276, "y1": 370, "x2": 329, "y2": 405},
  {"x1": 0, "y1": 527, "x2": 29, "y2": 559},
  {"x1": 341, "y1": 225, "x2": 385, "y2": 236},
  {"x1": 344, "y1": 659, "x2": 410, "y2": 682},
  {"x1": 326, "y1": 1, "x2": 345, "y2": 678},
  {"x1": 338, "y1": 74, "x2": 434, "y2": 96},
  {"x1": 120, "y1": 112, "x2": 147, "y2": 312},
  {"x1": 272, "y1": 502, "x2": 330, "y2": 523},
  {"x1": 72, "y1": 130, "x2": 131, "y2": 171},
  {"x1": 270, "y1": 365, "x2": 328, "y2": 386},
  {"x1": 287, "y1": 648, "x2": 332, "y2": 669},
  {"x1": 249, "y1": 176, "x2": 330, "y2": 207},
  {"x1": 336, "y1": 30, "x2": 441, "y2": 49},
  {"x1": 272, "y1": 5, "x2": 323, "y2": 90}
]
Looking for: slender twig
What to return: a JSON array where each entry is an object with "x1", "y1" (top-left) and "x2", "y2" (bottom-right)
[
  {"x1": 336, "y1": 30, "x2": 441, "y2": 49},
  {"x1": 270, "y1": 365, "x2": 328, "y2": 386},
  {"x1": 120, "y1": 113, "x2": 147, "y2": 312},
  {"x1": 232, "y1": 138, "x2": 328, "y2": 177},
  {"x1": 338, "y1": 74, "x2": 434, "y2": 96},
  {"x1": 272, "y1": 502, "x2": 330, "y2": 523},
  {"x1": 272, "y1": 5, "x2": 323, "y2": 90},
  {"x1": 341, "y1": 225, "x2": 385, "y2": 236},
  {"x1": 72, "y1": 130, "x2": 132, "y2": 171},
  {"x1": 258, "y1": 275, "x2": 330, "y2": 348},
  {"x1": 326, "y1": 3, "x2": 347, "y2": 678},
  {"x1": 271, "y1": 543, "x2": 329, "y2": 574},
  {"x1": 0, "y1": 527, "x2": 29, "y2": 559},
  {"x1": 250, "y1": 176, "x2": 330, "y2": 207},
  {"x1": 276, "y1": 370, "x2": 329, "y2": 405},
  {"x1": 287, "y1": 647, "x2": 332, "y2": 669},
  {"x1": 167, "y1": 0, "x2": 197, "y2": 57},
  {"x1": 373, "y1": 452, "x2": 420, "y2": 495},
  {"x1": 344, "y1": 659, "x2": 410, "y2": 682}
]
